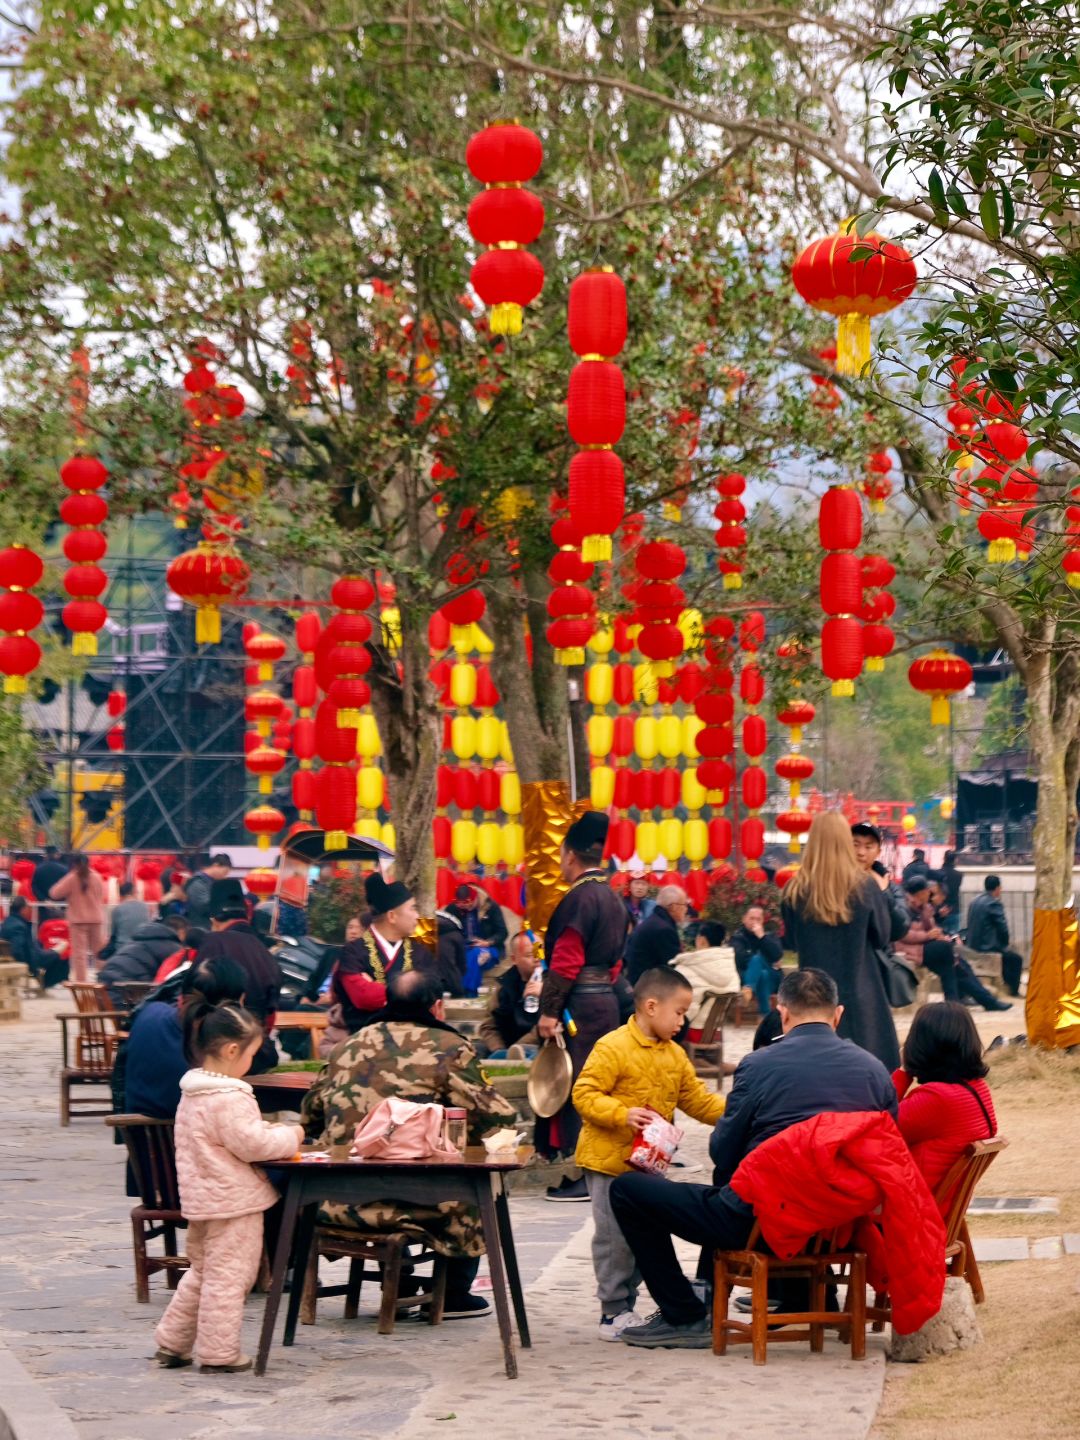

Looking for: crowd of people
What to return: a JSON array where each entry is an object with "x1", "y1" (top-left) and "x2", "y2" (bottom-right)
[{"x1": 5, "y1": 816, "x2": 1019, "y2": 1372}]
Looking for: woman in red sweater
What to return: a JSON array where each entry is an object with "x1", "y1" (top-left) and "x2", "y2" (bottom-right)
[{"x1": 894, "y1": 1002, "x2": 997, "y2": 1204}]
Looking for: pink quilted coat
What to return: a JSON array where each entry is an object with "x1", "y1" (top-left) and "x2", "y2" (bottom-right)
[{"x1": 174, "y1": 1069, "x2": 301, "y2": 1221}]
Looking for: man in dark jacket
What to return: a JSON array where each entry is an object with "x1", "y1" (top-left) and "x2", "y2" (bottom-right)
[
  {"x1": 98, "y1": 916, "x2": 187, "y2": 1005},
  {"x1": 965, "y1": 876, "x2": 1023, "y2": 995},
  {"x1": 610, "y1": 969, "x2": 898, "y2": 1349},
  {"x1": 623, "y1": 885, "x2": 688, "y2": 985},
  {"x1": 434, "y1": 909, "x2": 467, "y2": 997},
  {"x1": 100, "y1": 881, "x2": 152, "y2": 960},
  {"x1": 728, "y1": 904, "x2": 784, "y2": 984},
  {"x1": 475, "y1": 931, "x2": 541, "y2": 1057},
  {"x1": 194, "y1": 877, "x2": 282, "y2": 1071},
  {"x1": 183, "y1": 854, "x2": 232, "y2": 930},
  {"x1": 0, "y1": 896, "x2": 68, "y2": 988},
  {"x1": 31, "y1": 846, "x2": 66, "y2": 919},
  {"x1": 901, "y1": 849, "x2": 931, "y2": 885}
]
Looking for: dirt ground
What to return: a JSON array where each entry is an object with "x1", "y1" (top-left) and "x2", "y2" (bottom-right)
[{"x1": 870, "y1": 1046, "x2": 1080, "y2": 1439}]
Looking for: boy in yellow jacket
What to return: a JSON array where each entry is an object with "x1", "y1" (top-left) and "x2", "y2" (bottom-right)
[{"x1": 572, "y1": 966, "x2": 726, "y2": 1340}]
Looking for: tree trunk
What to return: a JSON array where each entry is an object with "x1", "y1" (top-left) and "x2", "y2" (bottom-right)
[
  {"x1": 486, "y1": 570, "x2": 570, "y2": 784},
  {"x1": 1027, "y1": 650, "x2": 1074, "y2": 910}
]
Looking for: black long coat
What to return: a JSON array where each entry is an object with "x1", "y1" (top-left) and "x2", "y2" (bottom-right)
[{"x1": 781, "y1": 876, "x2": 901, "y2": 1071}]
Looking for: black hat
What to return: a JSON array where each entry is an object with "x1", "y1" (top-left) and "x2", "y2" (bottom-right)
[
  {"x1": 850, "y1": 821, "x2": 882, "y2": 845},
  {"x1": 565, "y1": 811, "x2": 609, "y2": 854},
  {"x1": 365, "y1": 871, "x2": 413, "y2": 916},
  {"x1": 210, "y1": 877, "x2": 248, "y2": 919}
]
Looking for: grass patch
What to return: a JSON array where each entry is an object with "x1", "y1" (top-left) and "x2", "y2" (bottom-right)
[{"x1": 268, "y1": 1060, "x2": 326, "y2": 1073}]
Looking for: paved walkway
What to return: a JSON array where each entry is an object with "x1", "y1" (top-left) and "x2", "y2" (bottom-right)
[{"x1": 0, "y1": 994, "x2": 891, "y2": 1439}]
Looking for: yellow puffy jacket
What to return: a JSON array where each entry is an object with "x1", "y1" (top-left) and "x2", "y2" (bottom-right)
[{"x1": 572, "y1": 1016, "x2": 726, "y2": 1177}]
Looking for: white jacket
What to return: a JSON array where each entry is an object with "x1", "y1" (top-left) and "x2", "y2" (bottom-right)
[{"x1": 671, "y1": 946, "x2": 740, "y2": 1028}]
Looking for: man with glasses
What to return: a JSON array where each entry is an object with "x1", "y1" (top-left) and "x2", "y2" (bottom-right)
[{"x1": 624, "y1": 885, "x2": 690, "y2": 986}]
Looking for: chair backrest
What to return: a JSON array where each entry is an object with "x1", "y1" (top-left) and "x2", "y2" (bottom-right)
[
  {"x1": 934, "y1": 1138, "x2": 1008, "y2": 1246},
  {"x1": 65, "y1": 981, "x2": 119, "y2": 1073},
  {"x1": 66, "y1": 981, "x2": 113, "y2": 1015},
  {"x1": 115, "y1": 981, "x2": 155, "y2": 1010},
  {"x1": 106, "y1": 1114, "x2": 182, "y2": 1211},
  {"x1": 697, "y1": 991, "x2": 736, "y2": 1045}
]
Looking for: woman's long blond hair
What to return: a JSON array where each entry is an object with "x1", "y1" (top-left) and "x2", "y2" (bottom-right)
[{"x1": 783, "y1": 811, "x2": 866, "y2": 926}]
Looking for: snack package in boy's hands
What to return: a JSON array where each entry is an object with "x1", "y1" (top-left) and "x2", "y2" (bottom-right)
[{"x1": 628, "y1": 1113, "x2": 684, "y2": 1176}]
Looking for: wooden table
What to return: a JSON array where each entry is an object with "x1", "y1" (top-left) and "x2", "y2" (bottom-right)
[
  {"x1": 250, "y1": 1071, "x2": 316, "y2": 1113},
  {"x1": 273, "y1": 1010, "x2": 328, "y2": 1059},
  {"x1": 256, "y1": 1147, "x2": 532, "y2": 1379}
]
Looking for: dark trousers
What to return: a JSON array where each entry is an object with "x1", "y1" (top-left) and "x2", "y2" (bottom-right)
[
  {"x1": 976, "y1": 948, "x2": 1022, "y2": 995},
  {"x1": 922, "y1": 942, "x2": 1001, "y2": 1007},
  {"x1": 534, "y1": 987, "x2": 620, "y2": 1159},
  {"x1": 609, "y1": 1172, "x2": 754, "y2": 1325}
]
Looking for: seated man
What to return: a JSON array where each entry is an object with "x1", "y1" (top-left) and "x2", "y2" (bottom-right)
[
  {"x1": 0, "y1": 895, "x2": 68, "y2": 989},
  {"x1": 609, "y1": 968, "x2": 898, "y2": 1349},
  {"x1": 965, "y1": 875, "x2": 1023, "y2": 996},
  {"x1": 447, "y1": 885, "x2": 509, "y2": 996},
  {"x1": 301, "y1": 970, "x2": 518, "y2": 1318},
  {"x1": 475, "y1": 930, "x2": 541, "y2": 1058},
  {"x1": 623, "y1": 886, "x2": 689, "y2": 986},
  {"x1": 900, "y1": 878, "x2": 1010, "y2": 1013},
  {"x1": 728, "y1": 904, "x2": 784, "y2": 1011},
  {"x1": 98, "y1": 914, "x2": 188, "y2": 1006}
]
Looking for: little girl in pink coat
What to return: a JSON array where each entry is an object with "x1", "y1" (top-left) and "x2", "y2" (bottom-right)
[{"x1": 154, "y1": 1001, "x2": 302, "y2": 1373}]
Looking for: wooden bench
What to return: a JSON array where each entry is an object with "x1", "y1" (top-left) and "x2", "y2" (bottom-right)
[{"x1": 274, "y1": 1010, "x2": 329, "y2": 1059}]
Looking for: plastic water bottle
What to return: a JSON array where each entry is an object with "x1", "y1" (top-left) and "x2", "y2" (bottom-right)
[
  {"x1": 443, "y1": 1107, "x2": 468, "y2": 1153},
  {"x1": 523, "y1": 964, "x2": 543, "y2": 1014}
]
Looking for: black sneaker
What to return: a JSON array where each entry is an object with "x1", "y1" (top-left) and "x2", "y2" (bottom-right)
[
  {"x1": 621, "y1": 1310, "x2": 711, "y2": 1349},
  {"x1": 442, "y1": 1294, "x2": 491, "y2": 1319},
  {"x1": 986, "y1": 999, "x2": 1013, "y2": 1012},
  {"x1": 544, "y1": 1175, "x2": 590, "y2": 1203}
]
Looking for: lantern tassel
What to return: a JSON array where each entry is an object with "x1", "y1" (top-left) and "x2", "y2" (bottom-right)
[
  {"x1": 259, "y1": 776, "x2": 273, "y2": 795},
  {"x1": 338, "y1": 708, "x2": 362, "y2": 730},
  {"x1": 722, "y1": 573, "x2": 743, "y2": 591},
  {"x1": 870, "y1": 499, "x2": 886, "y2": 515},
  {"x1": 831, "y1": 679, "x2": 855, "y2": 698},
  {"x1": 987, "y1": 538, "x2": 1017, "y2": 564},
  {"x1": 1068, "y1": 572, "x2": 1080, "y2": 591},
  {"x1": 866, "y1": 656, "x2": 885, "y2": 672},
  {"x1": 257, "y1": 834, "x2": 270, "y2": 849},
  {"x1": 581, "y1": 534, "x2": 613, "y2": 563},
  {"x1": 72, "y1": 632, "x2": 97, "y2": 657},
  {"x1": 662, "y1": 501, "x2": 682, "y2": 523},
  {"x1": 555, "y1": 647, "x2": 585, "y2": 666},
  {"x1": 450, "y1": 625, "x2": 474, "y2": 653},
  {"x1": 3, "y1": 676, "x2": 27, "y2": 695},
  {"x1": 789, "y1": 836, "x2": 802, "y2": 855},
  {"x1": 490, "y1": 302, "x2": 523, "y2": 336},
  {"x1": 836, "y1": 312, "x2": 872, "y2": 376},
  {"x1": 955, "y1": 452, "x2": 975, "y2": 471},
  {"x1": 195, "y1": 606, "x2": 222, "y2": 645},
  {"x1": 931, "y1": 695, "x2": 951, "y2": 726},
  {"x1": 259, "y1": 662, "x2": 273, "y2": 681},
  {"x1": 325, "y1": 829, "x2": 348, "y2": 851}
]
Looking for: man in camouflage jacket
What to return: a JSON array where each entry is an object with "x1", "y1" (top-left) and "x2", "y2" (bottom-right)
[{"x1": 302, "y1": 970, "x2": 516, "y2": 1312}]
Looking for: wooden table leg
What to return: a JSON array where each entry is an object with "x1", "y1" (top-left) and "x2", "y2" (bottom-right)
[
  {"x1": 255, "y1": 1178, "x2": 302, "y2": 1376},
  {"x1": 475, "y1": 1179, "x2": 517, "y2": 1379},
  {"x1": 283, "y1": 1201, "x2": 319, "y2": 1346},
  {"x1": 494, "y1": 1184, "x2": 530, "y2": 1348}
]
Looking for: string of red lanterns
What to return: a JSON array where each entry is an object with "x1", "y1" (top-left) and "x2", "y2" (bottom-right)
[
  {"x1": 0, "y1": 545, "x2": 44, "y2": 694},
  {"x1": 567, "y1": 268, "x2": 627, "y2": 562},
  {"x1": 737, "y1": 611, "x2": 768, "y2": 873},
  {"x1": 466, "y1": 122, "x2": 545, "y2": 337},
  {"x1": 714, "y1": 472, "x2": 747, "y2": 591},
  {"x1": 819, "y1": 483, "x2": 864, "y2": 697}
]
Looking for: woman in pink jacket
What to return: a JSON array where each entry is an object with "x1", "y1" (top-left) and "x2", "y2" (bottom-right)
[
  {"x1": 49, "y1": 853, "x2": 106, "y2": 983},
  {"x1": 154, "y1": 1000, "x2": 302, "y2": 1373}
]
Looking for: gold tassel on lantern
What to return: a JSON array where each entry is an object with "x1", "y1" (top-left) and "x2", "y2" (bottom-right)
[
  {"x1": 832, "y1": 678, "x2": 855, "y2": 698},
  {"x1": 325, "y1": 830, "x2": 347, "y2": 851},
  {"x1": 662, "y1": 501, "x2": 682, "y2": 523},
  {"x1": 72, "y1": 633, "x2": 97, "y2": 656},
  {"x1": 930, "y1": 695, "x2": 951, "y2": 725},
  {"x1": 490, "y1": 302, "x2": 523, "y2": 336},
  {"x1": 723, "y1": 573, "x2": 743, "y2": 591},
  {"x1": 3, "y1": 676, "x2": 27, "y2": 695},
  {"x1": 836, "y1": 312, "x2": 872, "y2": 376},
  {"x1": 196, "y1": 606, "x2": 222, "y2": 645},
  {"x1": 581, "y1": 534, "x2": 612, "y2": 563}
]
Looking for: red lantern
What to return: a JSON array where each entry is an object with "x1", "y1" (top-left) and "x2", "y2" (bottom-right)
[
  {"x1": 166, "y1": 543, "x2": 250, "y2": 644},
  {"x1": 245, "y1": 868, "x2": 278, "y2": 899},
  {"x1": 708, "y1": 817, "x2": 733, "y2": 859},
  {"x1": 569, "y1": 270, "x2": 628, "y2": 357},
  {"x1": 821, "y1": 617, "x2": 863, "y2": 697},
  {"x1": 740, "y1": 816, "x2": 766, "y2": 861},
  {"x1": 0, "y1": 591, "x2": 43, "y2": 634},
  {"x1": 296, "y1": 610, "x2": 322, "y2": 655},
  {"x1": 567, "y1": 361, "x2": 626, "y2": 446},
  {"x1": 467, "y1": 187, "x2": 545, "y2": 246},
  {"x1": 106, "y1": 690, "x2": 126, "y2": 718},
  {"x1": 775, "y1": 808, "x2": 813, "y2": 853},
  {"x1": 775, "y1": 753, "x2": 815, "y2": 784},
  {"x1": 792, "y1": 228, "x2": 917, "y2": 374},
  {"x1": 634, "y1": 769, "x2": 658, "y2": 812},
  {"x1": 453, "y1": 767, "x2": 479, "y2": 812},
  {"x1": 908, "y1": 650, "x2": 973, "y2": 725},
  {"x1": 247, "y1": 689, "x2": 285, "y2": 736},
  {"x1": 0, "y1": 546, "x2": 44, "y2": 592},
  {"x1": 608, "y1": 817, "x2": 636, "y2": 863},
  {"x1": 741, "y1": 714, "x2": 767, "y2": 759},
  {"x1": 246, "y1": 743, "x2": 286, "y2": 796},
  {"x1": 776, "y1": 699, "x2": 816, "y2": 736},
  {"x1": 470, "y1": 248, "x2": 545, "y2": 336},
  {"x1": 466, "y1": 123, "x2": 545, "y2": 335},
  {"x1": 63, "y1": 529, "x2": 108, "y2": 563},
  {"x1": 244, "y1": 803, "x2": 286, "y2": 850},
  {"x1": 315, "y1": 765, "x2": 356, "y2": 851},
  {"x1": 106, "y1": 724, "x2": 125, "y2": 752},
  {"x1": 820, "y1": 552, "x2": 863, "y2": 615},
  {"x1": 819, "y1": 487, "x2": 863, "y2": 550},
  {"x1": 741, "y1": 766, "x2": 767, "y2": 810},
  {"x1": 0, "y1": 634, "x2": 41, "y2": 694},
  {"x1": 569, "y1": 450, "x2": 625, "y2": 563},
  {"x1": 465, "y1": 122, "x2": 543, "y2": 183},
  {"x1": 862, "y1": 622, "x2": 895, "y2": 672},
  {"x1": 245, "y1": 630, "x2": 287, "y2": 682},
  {"x1": 60, "y1": 455, "x2": 108, "y2": 491},
  {"x1": 698, "y1": 759, "x2": 734, "y2": 794},
  {"x1": 293, "y1": 664, "x2": 318, "y2": 711},
  {"x1": 314, "y1": 699, "x2": 357, "y2": 763},
  {"x1": 60, "y1": 493, "x2": 107, "y2": 528},
  {"x1": 292, "y1": 768, "x2": 318, "y2": 816},
  {"x1": 62, "y1": 599, "x2": 108, "y2": 655}
]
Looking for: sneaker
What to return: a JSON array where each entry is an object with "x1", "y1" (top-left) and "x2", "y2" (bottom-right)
[
  {"x1": 544, "y1": 1175, "x2": 590, "y2": 1203},
  {"x1": 621, "y1": 1310, "x2": 711, "y2": 1349},
  {"x1": 443, "y1": 1294, "x2": 491, "y2": 1319},
  {"x1": 985, "y1": 999, "x2": 1013, "y2": 1012},
  {"x1": 154, "y1": 1348, "x2": 192, "y2": 1369},
  {"x1": 598, "y1": 1310, "x2": 644, "y2": 1342},
  {"x1": 733, "y1": 1294, "x2": 780, "y2": 1314},
  {"x1": 199, "y1": 1355, "x2": 252, "y2": 1373}
]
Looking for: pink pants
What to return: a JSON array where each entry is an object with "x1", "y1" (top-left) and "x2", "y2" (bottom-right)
[
  {"x1": 68, "y1": 922, "x2": 103, "y2": 984},
  {"x1": 154, "y1": 1211, "x2": 264, "y2": 1366}
]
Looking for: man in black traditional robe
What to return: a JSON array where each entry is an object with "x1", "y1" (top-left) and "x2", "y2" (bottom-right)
[
  {"x1": 537, "y1": 811, "x2": 627, "y2": 1201},
  {"x1": 330, "y1": 872, "x2": 437, "y2": 1033}
]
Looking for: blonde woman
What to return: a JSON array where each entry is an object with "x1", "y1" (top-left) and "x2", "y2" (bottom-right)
[{"x1": 780, "y1": 811, "x2": 900, "y2": 1069}]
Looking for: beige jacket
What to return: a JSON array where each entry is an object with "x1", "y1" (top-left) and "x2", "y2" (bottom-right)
[
  {"x1": 671, "y1": 945, "x2": 740, "y2": 1028},
  {"x1": 174, "y1": 1069, "x2": 301, "y2": 1221}
]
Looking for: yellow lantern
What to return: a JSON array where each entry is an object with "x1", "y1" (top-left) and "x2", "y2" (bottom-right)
[
  {"x1": 499, "y1": 721, "x2": 514, "y2": 764},
  {"x1": 633, "y1": 663, "x2": 659, "y2": 706},
  {"x1": 682, "y1": 767, "x2": 707, "y2": 812},
  {"x1": 501, "y1": 822, "x2": 525, "y2": 867},
  {"x1": 380, "y1": 606, "x2": 402, "y2": 655},
  {"x1": 684, "y1": 817, "x2": 709, "y2": 863},
  {"x1": 633, "y1": 715, "x2": 658, "y2": 762},
  {"x1": 450, "y1": 661, "x2": 478, "y2": 709},
  {"x1": 476, "y1": 714, "x2": 501, "y2": 761},
  {"x1": 590, "y1": 765, "x2": 615, "y2": 809},
  {"x1": 657, "y1": 714, "x2": 682, "y2": 760},
  {"x1": 354, "y1": 816, "x2": 382, "y2": 843},
  {"x1": 500, "y1": 771, "x2": 521, "y2": 815},
  {"x1": 635, "y1": 819, "x2": 659, "y2": 865},
  {"x1": 677, "y1": 608, "x2": 704, "y2": 652},
  {"x1": 682, "y1": 714, "x2": 704, "y2": 758},
  {"x1": 380, "y1": 822, "x2": 396, "y2": 851},
  {"x1": 586, "y1": 663, "x2": 614, "y2": 708},
  {"x1": 472, "y1": 623, "x2": 494, "y2": 656},
  {"x1": 356, "y1": 712, "x2": 382, "y2": 759},
  {"x1": 451, "y1": 818, "x2": 478, "y2": 865},
  {"x1": 940, "y1": 797, "x2": 954, "y2": 820},
  {"x1": 477, "y1": 821, "x2": 502, "y2": 869},
  {"x1": 588, "y1": 626, "x2": 615, "y2": 657},
  {"x1": 357, "y1": 766, "x2": 384, "y2": 812},
  {"x1": 901, "y1": 812, "x2": 917, "y2": 833},
  {"x1": 658, "y1": 817, "x2": 683, "y2": 861},
  {"x1": 588, "y1": 714, "x2": 614, "y2": 759},
  {"x1": 451, "y1": 714, "x2": 477, "y2": 759}
]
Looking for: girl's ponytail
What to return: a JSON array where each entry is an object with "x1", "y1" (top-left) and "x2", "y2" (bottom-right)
[{"x1": 183, "y1": 998, "x2": 261, "y2": 1065}]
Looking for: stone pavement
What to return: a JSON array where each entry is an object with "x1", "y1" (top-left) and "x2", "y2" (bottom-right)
[{"x1": 0, "y1": 994, "x2": 890, "y2": 1439}]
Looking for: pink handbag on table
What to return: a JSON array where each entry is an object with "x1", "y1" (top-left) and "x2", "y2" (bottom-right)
[{"x1": 349, "y1": 1097, "x2": 458, "y2": 1161}]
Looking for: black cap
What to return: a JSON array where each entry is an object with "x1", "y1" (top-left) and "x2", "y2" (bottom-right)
[
  {"x1": 210, "y1": 877, "x2": 248, "y2": 919},
  {"x1": 365, "y1": 871, "x2": 413, "y2": 916},
  {"x1": 850, "y1": 821, "x2": 882, "y2": 845},
  {"x1": 565, "y1": 811, "x2": 609, "y2": 854}
]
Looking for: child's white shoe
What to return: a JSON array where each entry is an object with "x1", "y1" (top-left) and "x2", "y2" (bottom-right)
[{"x1": 598, "y1": 1310, "x2": 645, "y2": 1342}]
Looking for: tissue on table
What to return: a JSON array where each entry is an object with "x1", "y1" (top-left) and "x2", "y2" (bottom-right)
[{"x1": 482, "y1": 1128, "x2": 523, "y2": 1156}]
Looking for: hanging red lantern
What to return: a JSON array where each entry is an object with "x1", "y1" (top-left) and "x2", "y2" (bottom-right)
[
  {"x1": 792, "y1": 227, "x2": 917, "y2": 374},
  {"x1": 244, "y1": 803, "x2": 286, "y2": 850},
  {"x1": 908, "y1": 650, "x2": 973, "y2": 726},
  {"x1": 741, "y1": 767, "x2": 767, "y2": 810},
  {"x1": 106, "y1": 689, "x2": 126, "y2": 718},
  {"x1": 569, "y1": 451, "x2": 625, "y2": 564},
  {"x1": 819, "y1": 486, "x2": 863, "y2": 550},
  {"x1": 106, "y1": 724, "x2": 125, "y2": 753},
  {"x1": 246, "y1": 743, "x2": 286, "y2": 796},
  {"x1": 244, "y1": 630, "x2": 287, "y2": 682},
  {"x1": 862, "y1": 622, "x2": 895, "y2": 672},
  {"x1": 292, "y1": 768, "x2": 318, "y2": 816},
  {"x1": 166, "y1": 543, "x2": 250, "y2": 644},
  {"x1": 740, "y1": 816, "x2": 766, "y2": 861},
  {"x1": 314, "y1": 699, "x2": 357, "y2": 763},
  {"x1": 608, "y1": 817, "x2": 636, "y2": 863},
  {"x1": 821, "y1": 617, "x2": 863, "y2": 697},
  {"x1": 0, "y1": 634, "x2": 41, "y2": 695},
  {"x1": 698, "y1": 758, "x2": 734, "y2": 793},
  {"x1": 567, "y1": 362, "x2": 626, "y2": 446},
  {"x1": 245, "y1": 868, "x2": 278, "y2": 899},
  {"x1": 820, "y1": 552, "x2": 863, "y2": 615},
  {"x1": 708, "y1": 816, "x2": 733, "y2": 859},
  {"x1": 466, "y1": 122, "x2": 545, "y2": 334},
  {"x1": 61, "y1": 599, "x2": 108, "y2": 655},
  {"x1": 315, "y1": 764, "x2": 356, "y2": 851},
  {"x1": 775, "y1": 753, "x2": 815, "y2": 785},
  {"x1": 775, "y1": 808, "x2": 813, "y2": 853}
]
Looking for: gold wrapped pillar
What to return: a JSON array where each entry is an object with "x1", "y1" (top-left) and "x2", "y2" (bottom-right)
[
  {"x1": 1025, "y1": 906, "x2": 1080, "y2": 1049},
  {"x1": 521, "y1": 780, "x2": 589, "y2": 937}
]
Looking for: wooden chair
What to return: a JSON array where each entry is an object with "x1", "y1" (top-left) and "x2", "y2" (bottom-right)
[
  {"x1": 684, "y1": 991, "x2": 737, "y2": 1087},
  {"x1": 105, "y1": 1114, "x2": 188, "y2": 1302},
  {"x1": 114, "y1": 981, "x2": 156, "y2": 1010},
  {"x1": 300, "y1": 1226, "x2": 448, "y2": 1334},
  {"x1": 713, "y1": 1224, "x2": 867, "y2": 1365},
  {"x1": 58, "y1": 982, "x2": 124, "y2": 1125},
  {"x1": 870, "y1": 1137, "x2": 1008, "y2": 1327}
]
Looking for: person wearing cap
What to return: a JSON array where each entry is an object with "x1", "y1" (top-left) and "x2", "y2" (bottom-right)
[
  {"x1": 850, "y1": 821, "x2": 910, "y2": 942},
  {"x1": 537, "y1": 811, "x2": 628, "y2": 1201},
  {"x1": 447, "y1": 883, "x2": 509, "y2": 996},
  {"x1": 329, "y1": 872, "x2": 436, "y2": 1033},
  {"x1": 622, "y1": 870, "x2": 655, "y2": 933},
  {"x1": 192, "y1": 878, "x2": 282, "y2": 1073}
]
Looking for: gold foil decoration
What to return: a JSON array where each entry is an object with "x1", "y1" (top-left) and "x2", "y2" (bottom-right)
[
  {"x1": 1026, "y1": 906, "x2": 1080, "y2": 1049},
  {"x1": 521, "y1": 780, "x2": 589, "y2": 939},
  {"x1": 412, "y1": 915, "x2": 438, "y2": 952}
]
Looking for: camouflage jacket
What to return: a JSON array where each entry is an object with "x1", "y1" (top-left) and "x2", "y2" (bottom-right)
[{"x1": 301, "y1": 1018, "x2": 517, "y2": 1148}]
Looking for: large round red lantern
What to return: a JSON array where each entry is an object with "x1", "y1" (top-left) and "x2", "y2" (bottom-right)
[
  {"x1": 567, "y1": 362, "x2": 626, "y2": 446},
  {"x1": 908, "y1": 650, "x2": 973, "y2": 726},
  {"x1": 244, "y1": 803, "x2": 286, "y2": 850},
  {"x1": 315, "y1": 764, "x2": 357, "y2": 851},
  {"x1": 245, "y1": 868, "x2": 278, "y2": 899},
  {"x1": 792, "y1": 227, "x2": 917, "y2": 374},
  {"x1": 821, "y1": 617, "x2": 863, "y2": 697},
  {"x1": 166, "y1": 543, "x2": 250, "y2": 644}
]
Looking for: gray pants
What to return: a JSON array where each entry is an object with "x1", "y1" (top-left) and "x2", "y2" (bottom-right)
[{"x1": 584, "y1": 1169, "x2": 641, "y2": 1317}]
